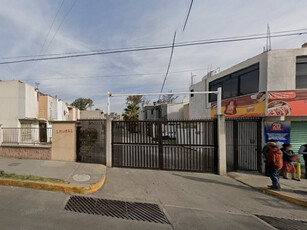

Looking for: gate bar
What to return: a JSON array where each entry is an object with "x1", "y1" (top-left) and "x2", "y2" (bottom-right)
[{"x1": 107, "y1": 88, "x2": 222, "y2": 115}]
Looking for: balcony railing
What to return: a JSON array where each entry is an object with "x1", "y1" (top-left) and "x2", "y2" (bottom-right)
[{"x1": 2, "y1": 128, "x2": 52, "y2": 145}]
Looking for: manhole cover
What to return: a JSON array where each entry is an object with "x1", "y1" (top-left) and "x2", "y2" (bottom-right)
[
  {"x1": 8, "y1": 163, "x2": 21, "y2": 167},
  {"x1": 256, "y1": 215, "x2": 307, "y2": 230},
  {"x1": 72, "y1": 174, "x2": 90, "y2": 182},
  {"x1": 65, "y1": 196, "x2": 170, "y2": 224}
]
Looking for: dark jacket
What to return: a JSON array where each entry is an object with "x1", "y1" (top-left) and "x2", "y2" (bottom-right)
[
  {"x1": 281, "y1": 148, "x2": 294, "y2": 162},
  {"x1": 266, "y1": 147, "x2": 283, "y2": 170},
  {"x1": 262, "y1": 145, "x2": 270, "y2": 158}
]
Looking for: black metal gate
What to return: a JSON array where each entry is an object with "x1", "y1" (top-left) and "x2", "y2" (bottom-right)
[
  {"x1": 112, "y1": 120, "x2": 217, "y2": 173},
  {"x1": 226, "y1": 118, "x2": 262, "y2": 171},
  {"x1": 77, "y1": 119, "x2": 106, "y2": 164}
]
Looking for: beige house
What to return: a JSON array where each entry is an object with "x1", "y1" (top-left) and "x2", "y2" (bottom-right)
[{"x1": 0, "y1": 80, "x2": 80, "y2": 144}]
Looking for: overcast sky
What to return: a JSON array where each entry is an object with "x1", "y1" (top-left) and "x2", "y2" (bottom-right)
[{"x1": 1, "y1": 0, "x2": 307, "y2": 113}]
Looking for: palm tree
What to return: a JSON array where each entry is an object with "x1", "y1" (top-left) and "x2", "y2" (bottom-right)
[{"x1": 123, "y1": 104, "x2": 140, "y2": 121}]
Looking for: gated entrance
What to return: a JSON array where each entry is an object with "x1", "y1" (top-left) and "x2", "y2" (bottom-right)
[
  {"x1": 226, "y1": 118, "x2": 262, "y2": 171},
  {"x1": 77, "y1": 119, "x2": 106, "y2": 164},
  {"x1": 112, "y1": 120, "x2": 217, "y2": 173}
]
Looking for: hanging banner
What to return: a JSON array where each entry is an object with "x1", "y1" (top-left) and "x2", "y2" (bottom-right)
[
  {"x1": 264, "y1": 121, "x2": 291, "y2": 144},
  {"x1": 211, "y1": 92, "x2": 266, "y2": 118},
  {"x1": 267, "y1": 90, "x2": 307, "y2": 116}
]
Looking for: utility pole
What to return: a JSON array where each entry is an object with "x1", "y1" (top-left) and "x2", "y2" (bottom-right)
[{"x1": 191, "y1": 72, "x2": 196, "y2": 86}]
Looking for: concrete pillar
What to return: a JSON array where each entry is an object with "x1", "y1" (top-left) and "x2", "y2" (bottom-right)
[
  {"x1": 106, "y1": 116, "x2": 113, "y2": 167},
  {"x1": 216, "y1": 115, "x2": 227, "y2": 175},
  {"x1": 0, "y1": 124, "x2": 3, "y2": 146}
]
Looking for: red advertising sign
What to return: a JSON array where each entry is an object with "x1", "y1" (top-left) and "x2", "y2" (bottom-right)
[{"x1": 267, "y1": 90, "x2": 307, "y2": 116}]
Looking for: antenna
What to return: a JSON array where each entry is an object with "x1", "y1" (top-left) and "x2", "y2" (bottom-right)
[
  {"x1": 35, "y1": 82, "x2": 40, "y2": 89},
  {"x1": 265, "y1": 24, "x2": 272, "y2": 51},
  {"x1": 191, "y1": 72, "x2": 196, "y2": 86}
]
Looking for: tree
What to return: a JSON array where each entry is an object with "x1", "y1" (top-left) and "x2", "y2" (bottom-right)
[
  {"x1": 142, "y1": 97, "x2": 151, "y2": 106},
  {"x1": 157, "y1": 90, "x2": 178, "y2": 104},
  {"x1": 126, "y1": 95, "x2": 143, "y2": 105},
  {"x1": 122, "y1": 104, "x2": 140, "y2": 121},
  {"x1": 71, "y1": 98, "x2": 94, "y2": 110}
]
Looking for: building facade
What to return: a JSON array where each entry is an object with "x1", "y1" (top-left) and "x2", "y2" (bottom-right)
[
  {"x1": 139, "y1": 101, "x2": 189, "y2": 121},
  {"x1": 0, "y1": 80, "x2": 79, "y2": 144},
  {"x1": 190, "y1": 45, "x2": 307, "y2": 154}
]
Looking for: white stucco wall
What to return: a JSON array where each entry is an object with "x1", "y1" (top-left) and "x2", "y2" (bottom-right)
[
  {"x1": 24, "y1": 83, "x2": 38, "y2": 119},
  {"x1": 80, "y1": 110, "x2": 104, "y2": 119},
  {"x1": 47, "y1": 96, "x2": 57, "y2": 121},
  {"x1": 189, "y1": 79, "x2": 208, "y2": 119},
  {"x1": 267, "y1": 48, "x2": 307, "y2": 91},
  {"x1": 167, "y1": 103, "x2": 188, "y2": 120},
  {"x1": 0, "y1": 81, "x2": 20, "y2": 127},
  {"x1": 57, "y1": 99, "x2": 63, "y2": 120},
  {"x1": 0, "y1": 81, "x2": 38, "y2": 127}
]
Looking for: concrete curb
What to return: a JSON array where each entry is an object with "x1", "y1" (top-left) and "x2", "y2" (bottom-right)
[
  {"x1": 260, "y1": 188, "x2": 307, "y2": 208},
  {"x1": 228, "y1": 174, "x2": 307, "y2": 208},
  {"x1": 0, "y1": 174, "x2": 106, "y2": 194}
]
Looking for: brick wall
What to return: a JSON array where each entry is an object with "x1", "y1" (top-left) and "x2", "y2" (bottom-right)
[{"x1": 0, "y1": 146, "x2": 52, "y2": 160}]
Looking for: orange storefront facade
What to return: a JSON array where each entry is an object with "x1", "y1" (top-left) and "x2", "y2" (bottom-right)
[{"x1": 211, "y1": 90, "x2": 307, "y2": 118}]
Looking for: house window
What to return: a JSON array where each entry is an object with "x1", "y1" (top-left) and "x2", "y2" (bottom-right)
[
  {"x1": 296, "y1": 56, "x2": 307, "y2": 89},
  {"x1": 239, "y1": 68, "x2": 259, "y2": 95},
  {"x1": 223, "y1": 77, "x2": 239, "y2": 99},
  {"x1": 209, "y1": 63, "x2": 259, "y2": 102},
  {"x1": 209, "y1": 82, "x2": 222, "y2": 102}
]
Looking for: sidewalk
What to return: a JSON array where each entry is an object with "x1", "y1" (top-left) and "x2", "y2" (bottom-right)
[
  {"x1": 228, "y1": 171, "x2": 307, "y2": 207},
  {"x1": 0, "y1": 157, "x2": 106, "y2": 194}
]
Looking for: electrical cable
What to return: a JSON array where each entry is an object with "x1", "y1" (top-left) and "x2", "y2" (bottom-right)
[
  {"x1": 0, "y1": 31, "x2": 306, "y2": 65},
  {"x1": 1, "y1": 27, "x2": 307, "y2": 60},
  {"x1": 159, "y1": 32, "x2": 177, "y2": 99},
  {"x1": 183, "y1": 0, "x2": 193, "y2": 31}
]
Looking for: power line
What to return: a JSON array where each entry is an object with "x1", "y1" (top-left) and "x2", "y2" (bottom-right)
[
  {"x1": 24, "y1": 67, "x2": 207, "y2": 81},
  {"x1": 43, "y1": 0, "x2": 78, "y2": 54},
  {"x1": 38, "y1": 0, "x2": 65, "y2": 57},
  {"x1": 0, "y1": 30, "x2": 306, "y2": 65},
  {"x1": 1, "y1": 27, "x2": 307, "y2": 61},
  {"x1": 159, "y1": 32, "x2": 177, "y2": 99},
  {"x1": 183, "y1": 0, "x2": 194, "y2": 31}
]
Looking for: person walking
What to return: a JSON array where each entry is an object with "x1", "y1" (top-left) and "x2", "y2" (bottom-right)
[
  {"x1": 266, "y1": 142, "x2": 283, "y2": 191},
  {"x1": 298, "y1": 143, "x2": 307, "y2": 179},
  {"x1": 281, "y1": 144, "x2": 300, "y2": 181},
  {"x1": 263, "y1": 139, "x2": 277, "y2": 177}
]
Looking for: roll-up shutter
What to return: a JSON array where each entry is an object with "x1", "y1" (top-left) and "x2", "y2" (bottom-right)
[{"x1": 290, "y1": 121, "x2": 307, "y2": 166}]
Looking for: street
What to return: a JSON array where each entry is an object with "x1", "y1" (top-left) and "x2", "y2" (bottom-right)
[{"x1": 0, "y1": 168, "x2": 306, "y2": 230}]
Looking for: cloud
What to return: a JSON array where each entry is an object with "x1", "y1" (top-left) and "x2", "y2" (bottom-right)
[{"x1": 0, "y1": 0, "x2": 307, "y2": 113}]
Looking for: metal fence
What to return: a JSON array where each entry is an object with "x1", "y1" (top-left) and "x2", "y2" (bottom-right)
[
  {"x1": 225, "y1": 118, "x2": 262, "y2": 171},
  {"x1": 77, "y1": 120, "x2": 106, "y2": 164},
  {"x1": 112, "y1": 120, "x2": 217, "y2": 173},
  {"x1": 2, "y1": 128, "x2": 52, "y2": 145}
]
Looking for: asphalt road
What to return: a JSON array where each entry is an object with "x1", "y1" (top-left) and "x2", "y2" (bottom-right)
[{"x1": 0, "y1": 168, "x2": 306, "y2": 230}]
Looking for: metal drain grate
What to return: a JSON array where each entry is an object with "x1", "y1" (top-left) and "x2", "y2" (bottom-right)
[
  {"x1": 65, "y1": 195, "x2": 169, "y2": 224},
  {"x1": 256, "y1": 215, "x2": 307, "y2": 230}
]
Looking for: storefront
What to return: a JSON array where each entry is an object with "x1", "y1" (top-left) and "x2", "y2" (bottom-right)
[{"x1": 211, "y1": 89, "x2": 307, "y2": 166}]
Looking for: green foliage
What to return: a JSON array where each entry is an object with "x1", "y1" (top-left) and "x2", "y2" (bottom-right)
[
  {"x1": 0, "y1": 170, "x2": 69, "y2": 184},
  {"x1": 79, "y1": 128, "x2": 98, "y2": 156},
  {"x1": 157, "y1": 90, "x2": 178, "y2": 104},
  {"x1": 126, "y1": 95, "x2": 143, "y2": 105},
  {"x1": 71, "y1": 98, "x2": 94, "y2": 110},
  {"x1": 123, "y1": 103, "x2": 140, "y2": 121}
]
